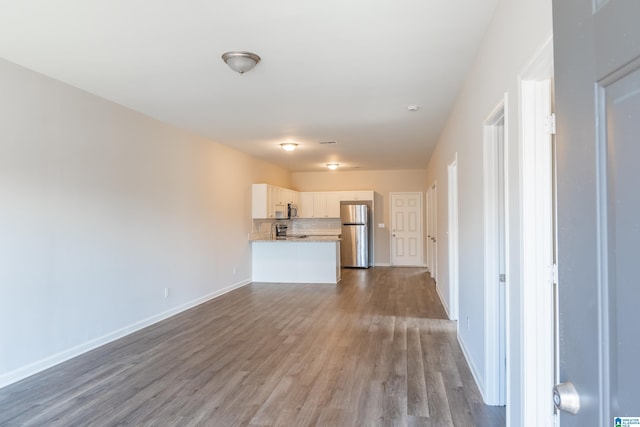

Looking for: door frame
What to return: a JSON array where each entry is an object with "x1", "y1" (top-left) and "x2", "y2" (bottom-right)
[
  {"x1": 426, "y1": 183, "x2": 438, "y2": 281},
  {"x1": 390, "y1": 192, "x2": 424, "y2": 267},
  {"x1": 483, "y1": 94, "x2": 509, "y2": 406},
  {"x1": 518, "y1": 36, "x2": 556, "y2": 426},
  {"x1": 447, "y1": 154, "x2": 459, "y2": 321}
]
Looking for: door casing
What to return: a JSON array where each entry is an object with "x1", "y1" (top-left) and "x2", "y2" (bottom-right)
[
  {"x1": 483, "y1": 94, "x2": 508, "y2": 406},
  {"x1": 447, "y1": 154, "x2": 459, "y2": 321},
  {"x1": 518, "y1": 35, "x2": 555, "y2": 426}
]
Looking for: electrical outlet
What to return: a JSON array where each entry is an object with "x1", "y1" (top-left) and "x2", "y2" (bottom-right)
[{"x1": 164, "y1": 287, "x2": 170, "y2": 298}]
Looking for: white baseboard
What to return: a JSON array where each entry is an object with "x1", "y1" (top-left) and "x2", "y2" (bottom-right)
[
  {"x1": 435, "y1": 283, "x2": 451, "y2": 319},
  {"x1": 0, "y1": 278, "x2": 251, "y2": 389},
  {"x1": 457, "y1": 329, "x2": 488, "y2": 404},
  {"x1": 374, "y1": 262, "x2": 391, "y2": 267}
]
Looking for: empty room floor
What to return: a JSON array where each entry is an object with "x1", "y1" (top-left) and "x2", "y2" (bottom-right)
[{"x1": 0, "y1": 267, "x2": 505, "y2": 426}]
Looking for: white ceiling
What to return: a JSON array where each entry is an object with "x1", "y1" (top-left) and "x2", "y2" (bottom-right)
[{"x1": 0, "y1": 0, "x2": 498, "y2": 172}]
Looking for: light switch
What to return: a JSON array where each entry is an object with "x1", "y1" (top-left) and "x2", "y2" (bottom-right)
[{"x1": 378, "y1": 223, "x2": 385, "y2": 228}]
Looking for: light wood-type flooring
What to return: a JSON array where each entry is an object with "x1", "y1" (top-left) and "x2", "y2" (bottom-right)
[{"x1": 0, "y1": 267, "x2": 505, "y2": 426}]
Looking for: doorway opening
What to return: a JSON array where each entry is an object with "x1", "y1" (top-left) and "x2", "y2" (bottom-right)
[
  {"x1": 483, "y1": 95, "x2": 508, "y2": 406},
  {"x1": 447, "y1": 154, "x2": 459, "y2": 320}
]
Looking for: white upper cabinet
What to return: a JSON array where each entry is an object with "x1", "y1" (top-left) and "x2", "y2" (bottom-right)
[
  {"x1": 256, "y1": 186, "x2": 373, "y2": 219},
  {"x1": 326, "y1": 192, "x2": 341, "y2": 218},
  {"x1": 299, "y1": 192, "x2": 315, "y2": 218},
  {"x1": 300, "y1": 192, "x2": 341, "y2": 218},
  {"x1": 252, "y1": 184, "x2": 299, "y2": 219},
  {"x1": 339, "y1": 191, "x2": 374, "y2": 202},
  {"x1": 278, "y1": 188, "x2": 296, "y2": 206},
  {"x1": 313, "y1": 192, "x2": 328, "y2": 217},
  {"x1": 252, "y1": 184, "x2": 271, "y2": 219}
]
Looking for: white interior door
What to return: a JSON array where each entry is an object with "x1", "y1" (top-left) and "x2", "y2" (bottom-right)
[{"x1": 390, "y1": 192, "x2": 423, "y2": 266}]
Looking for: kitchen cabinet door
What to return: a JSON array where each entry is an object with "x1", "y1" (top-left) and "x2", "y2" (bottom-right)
[
  {"x1": 274, "y1": 187, "x2": 287, "y2": 213},
  {"x1": 299, "y1": 192, "x2": 314, "y2": 218},
  {"x1": 290, "y1": 190, "x2": 300, "y2": 206},
  {"x1": 312, "y1": 192, "x2": 327, "y2": 218},
  {"x1": 326, "y1": 192, "x2": 341, "y2": 218},
  {"x1": 277, "y1": 188, "x2": 290, "y2": 205},
  {"x1": 340, "y1": 190, "x2": 373, "y2": 202},
  {"x1": 252, "y1": 183, "x2": 278, "y2": 219}
]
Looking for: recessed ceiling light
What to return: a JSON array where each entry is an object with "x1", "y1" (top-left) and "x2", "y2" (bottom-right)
[
  {"x1": 408, "y1": 105, "x2": 420, "y2": 112},
  {"x1": 280, "y1": 143, "x2": 298, "y2": 151},
  {"x1": 326, "y1": 163, "x2": 339, "y2": 170}
]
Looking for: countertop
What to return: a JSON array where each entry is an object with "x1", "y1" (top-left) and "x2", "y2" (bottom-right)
[{"x1": 250, "y1": 235, "x2": 341, "y2": 243}]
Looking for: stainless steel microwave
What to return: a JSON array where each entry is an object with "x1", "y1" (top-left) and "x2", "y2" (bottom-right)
[{"x1": 287, "y1": 203, "x2": 298, "y2": 219}]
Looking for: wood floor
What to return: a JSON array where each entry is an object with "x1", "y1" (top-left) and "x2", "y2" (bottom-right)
[{"x1": 0, "y1": 267, "x2": 505, "y2": 427}]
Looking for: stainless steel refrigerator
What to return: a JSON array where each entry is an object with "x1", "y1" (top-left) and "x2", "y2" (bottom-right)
[{"x1": 341, "y1": 204, "x2": 369, "y2": 268}]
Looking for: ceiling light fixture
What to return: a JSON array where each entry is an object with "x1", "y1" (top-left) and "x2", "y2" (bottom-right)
[
  {"x1": 408, "y1": 105, "x2": 420, "y2": 112},
  {"x1": 221, "y1": 51, "x2": 261, "y2": 74},
  {"x1": 326, "y1": 163, "x2": 339, "y2": 170},
  {"x1": 280, "y1": 143, "x2": 298, "y2": 152}
]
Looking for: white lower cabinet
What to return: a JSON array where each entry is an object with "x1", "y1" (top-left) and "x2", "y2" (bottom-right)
[{"x1": 252, "y1": 240, "x2": 341, "y2": 284}]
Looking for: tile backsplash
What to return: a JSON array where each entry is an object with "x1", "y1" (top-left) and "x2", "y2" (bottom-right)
[
  {"x1": 289, "y1": 218, "x2": 341, "y2": 236},
  {"x1": 251, "y1": 218, "x2": 341, "y2": 239}
]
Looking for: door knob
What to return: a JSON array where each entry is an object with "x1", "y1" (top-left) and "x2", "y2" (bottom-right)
[{"x1": 553, "y1": 382, "x2": 580, "y2": 414}]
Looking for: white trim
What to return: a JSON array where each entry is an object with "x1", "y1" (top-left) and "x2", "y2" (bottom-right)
[
  {"x1": 0, "y1": 279, "x2": 252, "y2": 389},
  {"x1": 435, "y1": 277, "x2": 450, "y2": 318},
  {"x1": 483, "y1": 94, "x2": 508, "y2": 406},
  {"x1": 518, "y1": 35, "x2": 555, "y2": 427},
  {"x1": 426, "y1": 182, "x2": 438, "y2": 281},
  {"x1": 447, "y1": 153, "x2": 460, "y2": 321},
  {"x1": 458, "y1": 329, "x2": 487, "y2": 402}
]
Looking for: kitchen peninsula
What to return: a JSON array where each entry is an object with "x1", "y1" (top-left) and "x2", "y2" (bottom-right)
[
  {"x1": 251, "y1": 236, "x2": 341, "y2": 284},
  {"x1": 250, "y1": 184, "x2": 374, "y2": 285}
]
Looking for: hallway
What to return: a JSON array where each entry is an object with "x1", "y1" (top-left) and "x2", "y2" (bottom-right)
[{"x1": 0, "y1": 268, "x2": 505, "y2": 426}]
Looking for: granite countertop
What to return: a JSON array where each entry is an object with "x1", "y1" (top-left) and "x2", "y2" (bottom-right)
[{"x1": 250, "y1": 234, "x2": 341, "y2": 242}]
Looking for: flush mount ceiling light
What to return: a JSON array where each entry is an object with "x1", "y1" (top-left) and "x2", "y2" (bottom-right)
[
  {"x1": 326, "y1": 163, "x2": 339, "y2": 170},
  {"x1": 408, "y1": 105, "x2": 420, "y2": 112},
  {"x1": 280, "y1": 143, "x2": 298, "y2": 152},
  {"x1": 221, "y1": 51, "x2": 261, "y2": 74}
]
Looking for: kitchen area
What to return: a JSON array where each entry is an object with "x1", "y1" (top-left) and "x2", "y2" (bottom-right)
[{"x1": 249, "y1": 184, "x2": 374, "y2": 284}]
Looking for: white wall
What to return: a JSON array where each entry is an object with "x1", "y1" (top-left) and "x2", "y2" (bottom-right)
[
  {"x1": 425, "y1": 0, "x2": 551, "y2": 424},
  {"x1": 0, "y1": 58, "x2": 291, "y2": 387}
]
